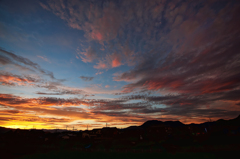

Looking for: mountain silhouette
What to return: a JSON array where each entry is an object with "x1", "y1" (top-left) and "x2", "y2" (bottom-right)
[
  {"x1": 140, "y1": 120, "x2": 184, "y2": 129},
  {"x1": 134, "y1": 115, "x2": 240, "y2": 130},
  {"x1": 140, "y1": 120, "x2": 164, "y2": 128}
]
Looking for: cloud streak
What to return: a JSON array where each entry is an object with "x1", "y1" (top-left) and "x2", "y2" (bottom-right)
[
  {"x1": 0, "y1": 71, "x2": 41, "y2": 86},
  {"x1": 79, "y1": 76, "x2": 94, "y2": 82},
  {"x1": 0, "y1": 48, "x2": 59, "y2": 80}
]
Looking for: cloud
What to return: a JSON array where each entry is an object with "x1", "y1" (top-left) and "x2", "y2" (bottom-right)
[
  {"x1": 93, "y1": 60, "x2": 108, "y2": 69},
  {"x1": 78, "y1": 46, "x2": 97, "y2": 63},
  {"x1": 1, "y1": 89, "x2": 240, "y2": 126},
  {"x1": 95, "y1": 71, "x2": 103, "y2": 75},
  {"x1": 37, "y1": 55, "x2": 51, "y2": 63},
  {"x1": 0, "y1": 48, "x2": 59, "y2": 80},
  {"x1": 38, "y1": 0, "x2": 150, "y2": 70},
  {"x1": 0, "y1": 93, "x2": 88, "y2": 108},
  {"x1": 0, "y1": 70, "x2": 88, "y2": 97},
  {"x1": 36, "y1": 82, "x2": 88, "y2": 96},
  {"x1": 39, "y1": 0, "x2": 240, "y2": 76},
  {"x1": 40, "y1": 0, "x2": 164, "y2": 44},
  {"x1": 112, "y1": 58, "x2": 121, "y2": 68},
  {"x1": 79, "y1": 76, "x2": 94, "y2": 82},
  {"x1": 110, "y1": 53, "x2": 122, "y2": 68},
  {"x1": 0, "y1": 71, "x2": 41, "y2": 86},
  {"x1": 0, "y1": 48, "x2": 92, "y2": 96},
  {"x1": 113, "y1": 2, "x2": 240, "y2": 97},
  {"x1": 16, "y1": 1, "x2": 240, "y2": 124},
  {"x1": 105, "y1": 85, "x2": 110, "y2": 88}
]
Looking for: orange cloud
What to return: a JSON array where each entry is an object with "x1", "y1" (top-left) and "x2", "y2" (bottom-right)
[
  {"x1": 0, "y1": 73, "x2": 38, "y2": 86},
  {"x1": 0, "y1": 93, "x2": 90, "y2": 108}
]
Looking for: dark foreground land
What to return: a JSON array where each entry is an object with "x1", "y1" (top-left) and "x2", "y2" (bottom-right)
[
  {"x1": 18, "y1": 151, "x2": 239, "y2": 159},
  {"x1": 1, "y1": 116, "x2": 240, "y2": 159}
]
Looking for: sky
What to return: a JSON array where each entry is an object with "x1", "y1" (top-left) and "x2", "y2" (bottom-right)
[{"x1": 0, "y1": 0, "x2": 240, "y2": 130}]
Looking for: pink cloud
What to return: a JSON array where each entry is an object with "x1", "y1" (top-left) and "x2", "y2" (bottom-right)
[
  {"x1": 105, "y1": 85, "x2": 110, "y2": 88},
  {"x1": 91, "y1": 31, "x2": 103, "y2": 41},
  {"x1": 107, "y1": 53, "x2": 122, "y2": 68},
  {"x1": 95, "y1": 71, "x2": 103, "y2": 75},
  {"x1": 94, "y1": 60, "x2": 107, "y2": 69},
  {"x1": 79, "y1": 47, "x2": 97, "y2": 63},
  {"x1": 40, "y1": 1, "x2": 122, "y2": 43},
  {"x1": 39, "y1": 2, "x2": 50, "y2": 11},
  {"x1": 112, "y1": 57, "x2": 121, "y2": 68},
  {"x1": 37, "y1": 55, "x2": 51, "y2": 63}
]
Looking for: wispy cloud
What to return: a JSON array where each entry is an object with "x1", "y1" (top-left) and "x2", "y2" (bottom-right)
[
  {"x1": 79, "y1": 76, "x2": 94, "y2": 82},
  {"x1": 78, "y1": 46, "x2": 98, "y2": 63},
  {"x1": 93, "y1": 60, "x2": 108, "y2": 69},
  {"x1": 95, "y1": 71, "x2": 103, "y2": 75},
  {"x1": 0, "y1": 48, "x2": 58, "y2": 80},
  {"x1": 37, "y1": 55, "x2": 51, "y2": 63}
]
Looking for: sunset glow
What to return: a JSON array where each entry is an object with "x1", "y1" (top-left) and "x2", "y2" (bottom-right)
[{"x1": 0, "y1": 0, "x2": 240, "y2": 130}]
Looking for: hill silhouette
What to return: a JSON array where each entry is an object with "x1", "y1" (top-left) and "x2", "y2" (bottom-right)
[
  {"x1": 121, "y1": 115, "x2": 240, "y2": 130},
  {"x1": 1, "y1": 114, "x2": 240, "y2": 159}
]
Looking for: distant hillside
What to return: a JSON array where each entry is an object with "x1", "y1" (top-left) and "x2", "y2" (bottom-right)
[
  {"x1": 1, "y1": 115, "x2": 240, "y2": 132},
  {"x1": 140, "y1": 120, "x2": 163, "y2": 128},
  {"x1": 0, "y1": 126, "x2": 11, "y2": 133},
  {"x1": 130, "y1": 114, "x2": 240, "y2": 130}
]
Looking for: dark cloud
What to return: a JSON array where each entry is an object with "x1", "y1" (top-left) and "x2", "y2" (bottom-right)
[
  {"x1": 0, "y1": 70, "x2": 88, "y2": 96},
  {"x1": 35, "y1": 81, "x2": 88, "y2": 96},
  {"x1": 79, "y1": 76, "x2": 94, "y2": 82},
  {"x1": 21, "y1": 117, "x2": 70, "y2": 123},
  {"x1": 1, "y1": 91, "x2": 239, "y2": 124},
  {"x1": 36, "y1": 92, "x2": 65, "y2": 95},
  {"x1": 110, "y1": 1, "x2": 240, "y2": 119},
  {"x1": 6, "y1": 110, "x2": 20, "y2": 114},
  {"x1": 0, "y1": 48, "x2": 63, "y2": 81},
  {"x1": 0, "y1": 93, "x2": 89, "y2": 107},
  {"x1": 0, "y1": 117, "x2": 15, "y2": 121}
]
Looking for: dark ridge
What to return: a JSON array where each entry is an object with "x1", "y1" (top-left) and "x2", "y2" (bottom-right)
[
  {"x1": 140, "y1": 120, "x2": 184, "y2": 129},
  {"x1": 124, "y1": 126, "x2": 143, "y2": 130},
  {"x1": 140, "y1": 120, "x2": 163, "y2": 128},
  {"x1": 163, "y1": 121, "x2": 184, "y2": 127},
  {"x1": 0, "y1": 126, "x2": 11, "y2": 133}
]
